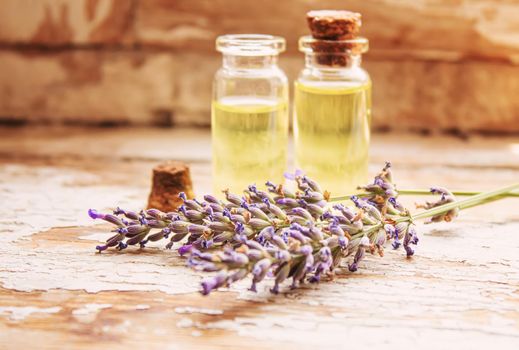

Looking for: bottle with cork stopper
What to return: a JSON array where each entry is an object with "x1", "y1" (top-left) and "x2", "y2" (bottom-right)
[{"x1": 294, "y1": 10, "x2": 371, "y2": 195}]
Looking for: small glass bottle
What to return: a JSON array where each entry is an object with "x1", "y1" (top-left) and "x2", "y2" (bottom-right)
[
  {"x1": 212, "y1": 34, "x2": 289, "y2": 194},
  {"x1": 294, "y1": 35, "x2": 371, "y2": 196}
]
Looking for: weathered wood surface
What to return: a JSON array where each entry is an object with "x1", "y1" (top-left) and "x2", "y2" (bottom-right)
[
  {"x1": 0, "y1": 127, "x2": 519, "y2": 349},
  {"x1": 1, "y1": 0, "x2": 519, "y2": 132}
]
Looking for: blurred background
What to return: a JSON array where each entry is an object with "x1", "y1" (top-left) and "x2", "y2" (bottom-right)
[{"x1": 0, "y1": 0, "x2": 518, "y2": 134}]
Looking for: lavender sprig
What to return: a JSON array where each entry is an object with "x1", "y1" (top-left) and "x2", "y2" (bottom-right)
[{"x1": 88, "y1": 163, "x2": 518, "y2": 295}]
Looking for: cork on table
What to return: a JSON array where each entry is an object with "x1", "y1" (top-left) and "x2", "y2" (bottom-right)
[{"x1": 0, "y1": 127, "x2": 518, "y2": 349}]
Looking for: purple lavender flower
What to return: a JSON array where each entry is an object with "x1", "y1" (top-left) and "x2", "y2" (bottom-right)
[
  {"x1": 403, "y1": 225, "x2": 418, "y2": 257},
  {"x1": 270, "y1": 262, "x2": 290, "y2": 294},
  {"x1": 90, "y1": 162, "x2": 445, "y2": 296},
  {"x1": 250, "y1": 258, "x2": 271, "y2": 292},
  {"x1": 88, "y1": 209, "x2": 105, "y2": 220},
  {"x1": 349, "y1": 236, "x2": 369, "y2": 272},
  {"x1": 276, "y1": 197, "x2": 299, "y2": 208},
  {"x1": 204, "y1": 194, "x2": 220, "y2": 204},
  {"x1": 283, "y1": 169, "x2": 304, "y2": 181},
  {"x1": 201, "y1": 272, "x2": 227, "y2": 295}
]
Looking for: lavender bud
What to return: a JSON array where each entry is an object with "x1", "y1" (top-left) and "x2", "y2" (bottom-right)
[
  {"x1": 289, "y1": 216, "x2": 308, "y2": 226},
  {"x1": 249, "y1": 219, "x2": 271, "y2": 231},
  {"x1": 146, "y1": 209, "x2": 164, "y2": 219},
  {"x1": 246, "y1": 249, "x2": 265, "y2": 261},
  {"x1": 184, "y1": 210, "x2": 205, "y2": 221},
  {"x1": 333, "y1": 204, "x2": 355, "y2": 220},
  {"x1": 375, "y1": 230, "x2": 386, "y2": 247},
  {"x1": 267, "y1": 203, "x2": 287, "y2": 220},
  {"x1": 212, "y1": 231, "x2": 233, "y2": 243},
  {"x1": 251, "y1": 258, "x2": 271, "y2": 292},
  {"x1": 223, "y1": 190, "x2": 242, "y2": 206},
  {"x1": 201, "y1": 272, "x2": 227, "y2": 295},
  {"x1": 348, "y1": 262, "x2": 358, "y2": 272},
  {"x1": 170, "y1": 232, "x2": 188, "y2": 242},
  {"x1": 244, "y1": 239, "x2": 265, "y2": 251},
  {"x1": 147, "y1": 231, "x2": 166, "y2": 242},
  {"x1": 306, "y1": 226, "x2": 324, "y2": 241},
  {"x1": 88, "y1": 209, "x2": 104, "y2": 220},
  {"x1": 184, "y1": 200, "x2": 203, "y2": 211},
  {"x1": 126, "y1": 231, "x2": 149, "y2": 246},
  {"x1": 208, "y1": 203, "x2": 223, "y2": 213},
  {"x1": 359, "y1": 235, "x2": 370, "y2": 248},
  {"x1": 228, "y1": 269, "x2": 248, "y2": 283},
  {"x1": 265, "y1": 180, "x2": 277, "y2": 192},
  {"x1": 395, "y1": 222, "x2": 409, "y2": 239},
  {"x1": 204, "y1": 194, "x2": 220, "y2": 204},
  {"x1": 349, "y1": 236, "x2": 369, "y2": 272},
  {"x1": 329, "y1": 224, "x2": 345, "y2": 237},
  {"x1": 303, "y1": 190, "x2": 324, "y2": 203},
  {"x1": 302, "y1": 175, "x2": 323, "y2": 193},
  {"x1": 275, "y1": 250, "x2": 291, "y2": 263},
  {"x1": 288, "y1": 208, "x2": 313, "y2": 221},
  {"x1": 176, "y1": 244, "x2": 192, "y2": 256},
  {"x1": 124, "y1": 225, "x2": 148, "y2": 238},
  {"x1": 230, "y1": 214, "x2": 247, "y2": 224},
  {"x1": 103, "y1": 214, "x2": 125, "y2": 226},
  {"x1": 201, "y1": 239, "x2": 214, "y2": 249},
  {"x1": 275, "y1": 197, "x2": 299, "y2": 207},
  {"x1": 283, "y1": 169, "x2": 304, "y2": 181},
  {"x1": 288, "y1": 230, "x2": 308, "y2": 244},
  {"x1": 187, "y1": 224, "x2": 208, "y2": 235},
  {"x1": 146, "y1": 219, "x2": 167, "y2": 229},
  {"x1": 404, "y1": 245, "x2": 414, "y2": 257},
  {"x1": 306, "y1": 203, "x2": 324, "y2": 217},
  {"x1": 338, "y1": 236, "x2": 348, "y2": 249},
  {"x1": 299, "y1": 245, "x2": 313, "y2": 256},
  {"x1": 221, "y1": 251, "x2": 249, "y2": 267},
  {"x1": 169, "y1": 220, "x2": 189, "y2": 233},
  {"x1": 116, "y1": 227, "x2": 128, "y2": 235},
  {"x1": 271, "y1": 262, "x2": 290, "y2": 294},
  {"x1": 270, "y1": 235, "x2": 288, "y2": 250},
  {"x1": 207, "y1": 221, "x2": 232, "y2": 232},
  {"x1": 248, "y1": 206, "x2": 270, "y2": 221}
]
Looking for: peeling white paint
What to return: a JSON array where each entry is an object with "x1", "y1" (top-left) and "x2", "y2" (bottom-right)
[
  {"x1": 135, "y1": 304, "x2": 150, "y2": 310},
  {"x1": 176, "y1": 317, "x2": 194, "y2": 328},
  {"x1": 0, "y1": 306, "x2": 61, "y2": 321},
  {"x1": 72, "y1": 303, "x2": 112, "y2": 316},
  {"x1": 174, "y1": 306, "x2": 223, "y2": 316},
  {"x1": 72, "y1": 303, "x2": 112, "y2": 323}
]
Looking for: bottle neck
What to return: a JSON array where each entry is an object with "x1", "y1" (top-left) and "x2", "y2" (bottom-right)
[
  {"x1": 305, "y1": 52, "x2": 362, "y2": 71},
  {"x1": 222, "y1": 54, "x2": 279, "y2": 69}
]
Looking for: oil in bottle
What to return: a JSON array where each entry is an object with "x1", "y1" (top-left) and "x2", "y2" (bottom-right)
[
  {"x1": 212, "y1": 96, "x2": 288, "y2": 194},
  {"x1": 294, "y1": 81, "x2": 371, "y2": 195}
]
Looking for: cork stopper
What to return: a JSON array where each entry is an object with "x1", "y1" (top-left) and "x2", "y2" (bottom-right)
[
  {"x1": 147, "y1": 161, "x2": 195, "y2": 212},
  {"x1": 307, "y1": 10, "x2": 362, "y2": 40},
  {"x1": 304, "y1": 10, "x2": 365, "y2": 67}
]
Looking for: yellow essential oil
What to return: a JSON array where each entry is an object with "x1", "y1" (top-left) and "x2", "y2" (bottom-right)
[
  {"x1": 294, "y1": 81, "x2": 371, "y2": 195},
  {"x1": 212, "y1": 96, "x2": 289, "y2": 194}
]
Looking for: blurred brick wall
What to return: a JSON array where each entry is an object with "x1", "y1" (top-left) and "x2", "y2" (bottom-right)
[{"x1": 0, "y1": 0, "x2": 519, "y2": 133}]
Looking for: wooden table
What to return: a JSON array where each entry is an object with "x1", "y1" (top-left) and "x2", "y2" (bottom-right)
[{"x1": 1, "y1": 127, "x2": 518, "y2": 349}]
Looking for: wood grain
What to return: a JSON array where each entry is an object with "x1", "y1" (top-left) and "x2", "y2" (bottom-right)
[
  {"x1": 1, "y1": 0, "x2": 519, "y2": 132},
  {"x1": 0, "y1": 127, "x2": 518, "y2": 349}
]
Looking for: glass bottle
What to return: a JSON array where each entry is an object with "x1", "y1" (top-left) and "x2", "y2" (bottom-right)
[
  {"x1": 212, "y1": 34, "x2": 289, "y2": 194},
  {"x1": 294, "y1": 36, "x2": 371, "y2": 196}
]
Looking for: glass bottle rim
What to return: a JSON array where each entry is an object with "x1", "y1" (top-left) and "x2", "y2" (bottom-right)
[
  {"x1": 216, "y1": 34, "x2": 286, "y2": 56},
  {"x1": 298, "y1": 35, "x2": 369, "y2": 54}
]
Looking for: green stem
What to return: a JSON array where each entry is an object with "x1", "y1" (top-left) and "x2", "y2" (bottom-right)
[
  {"x1": 330, "y1": 189, "x2": 519, "y2": 202},
  {"x1": 399, "y1": 183, "x2": 519, "y2": 222},
  {"x1": 398, "y1": 189, "x2": 518, "y2": 197}
]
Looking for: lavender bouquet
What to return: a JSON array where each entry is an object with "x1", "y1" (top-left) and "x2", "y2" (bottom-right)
[{"x1": 88, "y1": 163, "x2": 518, "y2": 295}]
